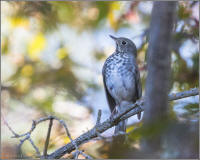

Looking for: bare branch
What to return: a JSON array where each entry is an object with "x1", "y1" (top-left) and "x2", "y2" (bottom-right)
[
  {"x1": 168, "y1": 88, "x2": 199, "y2": 101},
  {"x1": 96, "y1": 109, "x2": 102, "y2": 126},
  {"x1": 3, "y1": 115, "x2": 78, "y2": 158},
  {"x1": 2, "y1": 115, "x2": 41, "y2": 157},
  {"x1": 79, "y1": 150, "x2": 93, "y2": 159},
  {"x1": 18, "y1": 134, "x2": 30, "y2": 151},
  {"x1": 28, "y1": 138, "x2": 41, "y2": 157},
  {"x1": 43, "y1": 118, "x2": 53, "y2": 157},
  {"x1": 95, "y1": 109, "x2": 107, "y2": 140},
  {"x1": 2, "y1": 115, "x2": 20, "y2": 138},
  {"x1": 3, "y1": 88, "x2": 198, "y2": 159},
  {"x1": 94, "y1": 126, "x2": 138, "y2": 142},
  {"x1": 47, "y1": 88, "x2": 199, "y2": 159}
]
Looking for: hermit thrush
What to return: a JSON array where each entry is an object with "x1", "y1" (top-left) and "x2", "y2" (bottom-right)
[{"x1": 102, "y1": 35, "x2": 142, "y2": 134}]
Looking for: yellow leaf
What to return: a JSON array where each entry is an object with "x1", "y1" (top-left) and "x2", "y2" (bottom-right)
[
  {"x1": 111, "y1": 2, "x2": 121, "y2": 10},
  {"x1": 57, "y1": 48, "x2": 68, "y2": 59},
  {"x1": 17, "y1": 77, "x2": 31, "y2": 93},
  {"x1": 28, "y1": 33, "x2": 46, "y2": 60},
  {"x1": 10, "y1": 17, "x2": 29, "y2": 28},
  {"x1": 108, "y1": 11, "x2": 116, "y2": 30},
  {"x1": 21, "y1": 64, "x2": 34, "y2": 77},
  {"x1": 63, "y1": 137, "x2": 71, "y2": 144},
  {"x1": 108, "y1": 2, "x2": 121, "y2": 30},
  {"x1": 127, "y1": 125, "x2": 135, "y2": 133}
]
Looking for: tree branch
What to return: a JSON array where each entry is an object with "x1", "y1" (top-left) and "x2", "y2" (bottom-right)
[
  {"x1": 46, "y1": 88, "x2": 199, "y2": 159},
  {"x1": 168, "y1": 88, "x2": 199, "y2": 101},
  {"x1": 3, "y1": 114, "x2": 92, "y2": 159},
  {"x1": 2, "y1": 115, "x2": 41, "y2": 157},
  {"x1": 3, "y1": 88, "x2": 198, "y2": 159}
]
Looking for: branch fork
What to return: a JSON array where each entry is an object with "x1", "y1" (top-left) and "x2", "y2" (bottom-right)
[{"x1": 3, "y1": 88, "x2": 199, "y2": 159}]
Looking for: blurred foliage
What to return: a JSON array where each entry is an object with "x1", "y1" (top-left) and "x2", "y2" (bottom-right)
[
  {"x1": 1, "y1": 1, "x2": 199, "y2": 159},
  {"x1": 182, "y1": 102, "x2": 199, "y2": 119},
  {"x1": 9, "y1": 1, "x2": 125, "y2": 32}
]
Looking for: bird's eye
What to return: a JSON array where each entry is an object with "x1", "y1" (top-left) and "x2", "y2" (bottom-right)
[{"x1": 122, "y1": 41, "x2": 126, "y2": 45}]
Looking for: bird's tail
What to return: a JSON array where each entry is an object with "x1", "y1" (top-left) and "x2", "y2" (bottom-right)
[
  {"x1": 113, "y1": 120, "x2": 126, "y2": 143},
  {"x1": 114, "y1": 120, "x2": 126, "y2": 134},
  {"x1": 137, "y1": 112, "x2": 141, "y2": 120}
]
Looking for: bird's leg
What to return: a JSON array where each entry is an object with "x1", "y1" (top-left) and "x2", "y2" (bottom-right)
[
  {"x1": 136, "y1": 98, "x2": 144, "y2": 120},
  {"x1": 109, "y1": 106, "x2": 118, "y2": 121},
  {"x1": 117, "y1": 103, "x2": 127, "y2": 134}
]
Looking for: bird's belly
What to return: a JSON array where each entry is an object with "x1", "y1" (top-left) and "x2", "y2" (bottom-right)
[{"x1": 106, "y1": 70, "x2": 135, "y2": 103}]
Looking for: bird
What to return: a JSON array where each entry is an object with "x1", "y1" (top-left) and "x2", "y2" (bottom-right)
[{"x1": 102, "y1": 35, "x2": 142, "y2": 134}]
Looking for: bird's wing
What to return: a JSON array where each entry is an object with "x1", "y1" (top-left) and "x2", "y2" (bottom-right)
[
  {"x1": 102, "y1": 67, "x2": 116, "y2": 112},
  {"x1": 135, "y1": 65, "x2": 142, "y2": 99},
  {"x1": 134, "y1": 65, "x2": 142, "y2": 119}
]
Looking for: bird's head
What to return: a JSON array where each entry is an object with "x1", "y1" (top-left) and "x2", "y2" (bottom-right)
[{"x1": 109, "y1": 35, "x2": 137, "y2": 56}]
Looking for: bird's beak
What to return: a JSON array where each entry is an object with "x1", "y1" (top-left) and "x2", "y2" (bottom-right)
[{"x1": 109, "y1": 35, "x2": 118, "y2": 41}]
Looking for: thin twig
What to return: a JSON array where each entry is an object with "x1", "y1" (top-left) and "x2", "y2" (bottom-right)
[
  {"x1": 28, "y1": 138, "x2": 41, "y2": 157},
  {"x1": 95, "y1": 110, "x2": 107, "y2": 140},
  {"x1": 96, "y1": 109, "x2": 102, "y2": 126},
  {"x1": 43, "y1": 117, "x2": 53, "y2": 157},
  {"x1": 2, "y1": 115, "x2": 20, "y2": 137},
  {"x1": 51, "y1": 116, "x2": 80, "y2": 155},
  {"x1": 18, "y1": 134, "x2": 30, "y2": 150},
  {"x1": 2, "y1": 115, "x2": 41, "y2": 157},
  {"x1": 79, "y1": 150, "x2": 93, "y2": 159}
]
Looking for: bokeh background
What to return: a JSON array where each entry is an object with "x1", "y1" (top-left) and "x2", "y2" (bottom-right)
[{"x1": 1, "y1": 1, "x2": 199, "y2": 159}]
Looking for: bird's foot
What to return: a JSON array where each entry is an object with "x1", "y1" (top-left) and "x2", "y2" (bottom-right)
[{"x1": 109, "y1": 108, "x2": 118, "y2": 121}]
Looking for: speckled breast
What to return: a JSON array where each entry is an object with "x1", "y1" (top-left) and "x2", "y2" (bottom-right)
[{"x1": 103, "y1": 52, "x2": 137, "y2": 103}]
